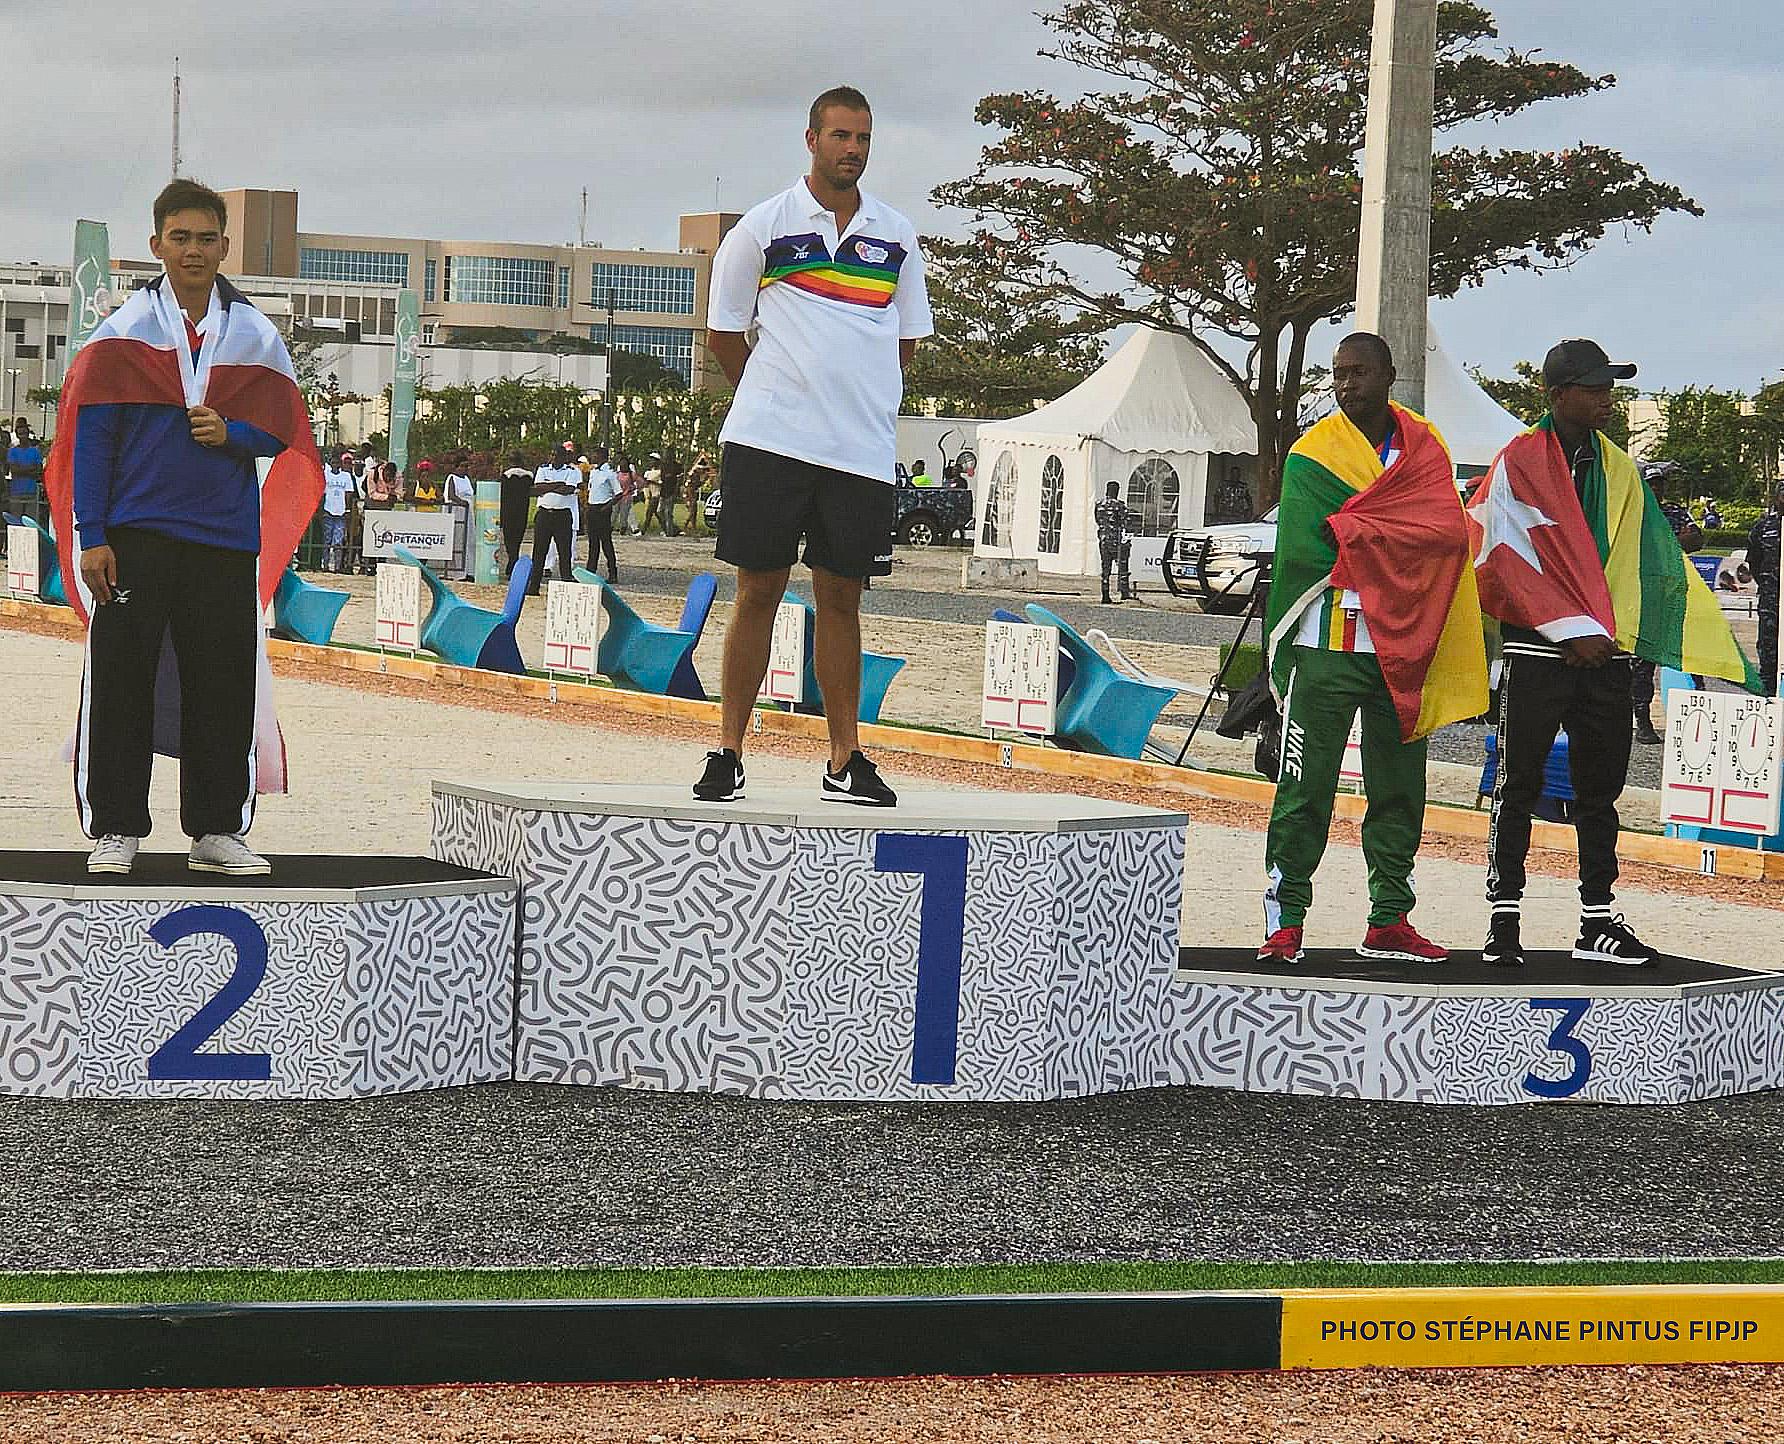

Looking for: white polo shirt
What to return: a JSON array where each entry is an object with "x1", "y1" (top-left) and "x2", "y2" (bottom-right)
[
  {"x1": 710, "y1": 178, "x2": 933, "y2": 483},
  {"x1": 533, "y1": 463, "x2": 581, "y2": 511}
]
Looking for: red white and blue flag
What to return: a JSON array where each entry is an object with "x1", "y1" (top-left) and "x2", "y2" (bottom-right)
[{"x1": 44, "y1": 274, "x2": 324, "y2": 797}]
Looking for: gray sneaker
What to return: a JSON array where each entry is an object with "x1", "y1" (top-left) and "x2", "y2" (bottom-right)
[
  {"x1": 187, "y1": 834, "x2": 271, "y2": 876},
  {"x1": 87, "y1": 834, "x2": 140, "y2": 875}
]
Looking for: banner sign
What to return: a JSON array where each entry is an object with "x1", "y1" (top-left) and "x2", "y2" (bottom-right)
[
  {"x1": 5, "y1": 525, "x2": 39, "y2": 599},
  {"x1": 389, "y1": 288, "x2": 419, "y2": 473},
  {"x1": 474, "y1": 478, "x2": 503, "y2": 585},
  {"x1": 361, "y1": 511, "x2": 454, "y2": 561},
  {"x1": 374, "y1": 562, "x2": 420, "y2": 651},
  {"x1": 1663, "y1": 691, "x2": 1784, "y2": 836},
  {"x1": 981, "y1": 620, "x2": 1058, "y2": 735},
  {"x1": 68, "y1": 219, "x2": 113, "y2": 362},
  {"x1": 544, "y1": 580, "x2": 605, "y2": 679},
  {"x1": 758, "y1": 602, "x2": 806, "y2": 704}
]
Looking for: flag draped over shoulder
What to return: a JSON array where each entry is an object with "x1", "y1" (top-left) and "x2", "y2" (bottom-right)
[
  {"x1": 42, "y1": 274, "x2": 324, "y2": 794},
  {"x1": 1265, "y1": 405, "x2": 1488, "y2": 742},
  {"x1": 1467, "y1": 416, "x2": 1760, "y2": 690}
]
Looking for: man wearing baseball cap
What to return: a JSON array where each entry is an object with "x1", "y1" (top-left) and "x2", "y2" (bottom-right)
[{"x1": 1467, "y1": 339, "x2": 1761, "y2": 968}]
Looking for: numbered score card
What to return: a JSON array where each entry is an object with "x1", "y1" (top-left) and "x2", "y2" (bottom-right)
[
  {"x1": 758, "y1": 601, "x2": 806, "y2": 705},
  {"x1": 1663, "y1": 691, "x2": 1784, "y2": 836},
  {"x1": 5, "y1": 524, "x2": 38, "y2": 599},
  {"x1": 543, "y1": 580, "x2": 605, "y2": 679},
  {"x1": 374, "y1": 562, "x2": 420, "y2": 652},
  {"x1": 982, "y1": 620, "x2": 1059, "y2": 735}
]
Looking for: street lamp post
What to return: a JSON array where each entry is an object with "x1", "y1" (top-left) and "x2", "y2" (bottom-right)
[
  {"x1": 601, "y1": 288, "x2": 616, "y2": 455},
  {"x1": 1355, "y1": 0, "x2": 1438, "y2": 414},
  {"x1": 5, "y1": 369, "x2": 20, "y2": 419}
]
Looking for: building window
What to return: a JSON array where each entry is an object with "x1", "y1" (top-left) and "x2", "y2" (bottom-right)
[
  {"x1": 557, "y1": 266, "x2": 570, "y2": 309},
  {"x1": 424, "y1": 258, "x2": 437, "y2": 303},
  {"x1": 444, "y1": 254, "x2": 555, "y2": 307},
  {"x1": 299, "y1": 247, "x2": 409, "y2": 287},
  {"x1": 590, "y1": 262, "x2": 696, "y2": 315},
  {"x1": 1038, "y1": 455, "x2": 1064, "y2": 554},
  {"x1": 595, "y1": 324, "x2": 695, "y2": 384},
  {"x1": 981, "y1": 451, "x2": 1017, "y2": 548},
  {"x1": 1125, "y1": 457, "x2": 1180, "y2": 537}
]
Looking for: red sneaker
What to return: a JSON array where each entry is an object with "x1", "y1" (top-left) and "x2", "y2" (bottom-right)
[
  {"x1": 1358, "y1": 915, "x2": 1448, "y2": 965},
  {"x1": 1256, "y1": 926, "x2": 1305, "y2": 964}
]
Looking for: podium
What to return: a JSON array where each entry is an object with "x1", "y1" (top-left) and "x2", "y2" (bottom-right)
[
  {"x1": 432, "y1": 782, "x2": 1188, "y2": 1101},
  {"x1": 0, "y1": 853, "x2": 515, "y2": 1099}
]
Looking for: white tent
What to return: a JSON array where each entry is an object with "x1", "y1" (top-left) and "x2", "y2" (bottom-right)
[
  {"x1": 972, "y1": 327, "x2": 1258, "y2": 578},
  {"x1": 1420, "y1": 328, "x2": 1526, "y2": 475}
]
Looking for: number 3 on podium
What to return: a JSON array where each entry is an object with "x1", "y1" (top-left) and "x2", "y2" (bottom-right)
[{"x1": 873, "y1": 835, "x2": 969, "y2": 1086}]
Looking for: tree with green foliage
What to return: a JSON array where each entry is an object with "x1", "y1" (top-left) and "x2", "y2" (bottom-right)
[
  {"x1": 1653, "y1": 387, "x2": 1759, "y2": 499},
  {"x1": 903, "y1": 235, "x2": 1109, "y2": 418},
  {"x1": 935, "y1": 0, "x2": 1701, "y2": 501},
  {"x1": 1470, "y1": 360, "x2": 1633, "y2": 448},
  {"x1": 406, "y1": 378, "x2": 730, "y2": 465}
]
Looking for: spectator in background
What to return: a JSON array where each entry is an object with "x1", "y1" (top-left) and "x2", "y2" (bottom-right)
[
  {"x1": 1748, "y1": 482, "x2": 1784, "y2": 696},
  {"x1": 909, "y1": 458, "x2": 933, "y2": 486},
  {"x1": 1094, "y1": 479, "x2": 1133, "y2": 605},
  {"x1": 684, "y1": 451, "x2": 715, "y2": 536},
  {"x1": 660, "y1": 452, "x2": 685, "y2": 536},
  {"x1": 411, "y1": 459, "x2": 442, "y2": 510},
  {"x1": 584, "y1": 445, "x2": 620, "y2": 581},
  {"x1": 614, "y1": 457, "x2": 640, "y2": 535},
  {"x1": 446, "y1": 452, "x2": 475, "y2": 580},
  {"x1": 640, "y1": 453, "x2": 667, "y2": 535},
  {"x1": 7, "y1": 419, "x2": 45, "y2": 521},
  {"x1": 1702, "y1": 499, "x2": 1723, "y2": 531},
  {"x1": 499, "y1": 451, "x2": 533, "y2": 579},
  {"x1": 319, "y1": 450, "x2": 356, "y2": 573},
  {"x1": 527, "y1": 440, "x2": 581, "y2": 594},
  {"x1": 946, "y1": 463, "x2": 969, "y2": 489},
  {"x1": 367, "y1": 460, "x2": 402, "y2": 507}
]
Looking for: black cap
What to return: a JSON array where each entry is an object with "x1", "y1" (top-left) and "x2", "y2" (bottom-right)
[{"x1": 1543, "y1": 338, "x2": 1637, "y2": 389}]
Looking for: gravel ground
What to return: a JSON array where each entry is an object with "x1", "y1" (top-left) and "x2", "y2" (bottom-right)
[
  {"x1": 7, "y1": 1082, "x2": 1784, "y2": 1271},
  {"x1": 4, "y1": 1367, "x2": 1782, "y2": 1442}
]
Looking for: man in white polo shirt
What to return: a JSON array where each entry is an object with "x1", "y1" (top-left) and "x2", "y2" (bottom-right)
[
  {"x1": 527, "y1": 441, "x2": 581, "y2": 595},
  {"x1": 694, "y1": 85, "x2": 933, "y2": 807}
]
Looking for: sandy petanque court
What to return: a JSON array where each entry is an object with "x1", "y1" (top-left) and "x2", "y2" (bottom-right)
[{"x1": 2, "y1": 611, "x2": 1778, "y2": 959}]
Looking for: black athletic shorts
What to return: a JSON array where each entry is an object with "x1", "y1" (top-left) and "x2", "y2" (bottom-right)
[{"x1": 715, "y1": 442, "x2": 895, "y2": 579}]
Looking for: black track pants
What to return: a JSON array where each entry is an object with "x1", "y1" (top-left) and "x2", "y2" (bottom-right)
[
  {"x1": 77, "y1": 526, "x2": 259, "y2": 840},
  {"x1": 1487, "y1": 645, "x2": 1633, "y2": 909}
]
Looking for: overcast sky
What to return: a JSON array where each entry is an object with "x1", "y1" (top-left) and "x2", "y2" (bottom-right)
[{"x1": 6, "y1": 0, "x2": 1777, "y2": 392}]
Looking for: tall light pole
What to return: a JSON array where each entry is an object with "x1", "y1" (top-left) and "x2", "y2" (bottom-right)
[
  {"x1": 1354, "y1": 0, "x2": 1438, "y2": 414},
  {"x1": 601, "y1": 288, "x2": 616, "y2": 455}
]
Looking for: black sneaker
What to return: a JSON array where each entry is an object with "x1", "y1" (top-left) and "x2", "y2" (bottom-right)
[
  {"x1": 1482, "y1": 912, "x2": 1525, "y2": 967},
  {"x1": 1573, "y1": 913, "x2": 1658, "y2": 967},
  {"x1": 821, "y1": 750, "x2": 898, "y2": 807},
  {"x1": 693, "y1": 749, "x2": 745, "y2": 802}
]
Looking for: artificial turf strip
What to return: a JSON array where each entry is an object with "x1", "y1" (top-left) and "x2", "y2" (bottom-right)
[{"x1": 5, "y1": 1260, "x2": 1784, "y2": 1306}]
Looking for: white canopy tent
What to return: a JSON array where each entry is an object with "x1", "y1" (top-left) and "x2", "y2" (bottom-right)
[
  {"x1": 972, "y1": 327, "x2": 1258, "y2": 578},
  {"x1": 971, "y1": 322, "x2": 1524, "y2": 578}
]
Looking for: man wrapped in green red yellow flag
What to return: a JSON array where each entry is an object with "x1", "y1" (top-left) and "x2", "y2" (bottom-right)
[
  {"x1": 1257, "y1": 333, "x2": 1488, "y2": 966},
  {"x1": 1468, "y1": 339, "x2": 1762, "y2": 970}
]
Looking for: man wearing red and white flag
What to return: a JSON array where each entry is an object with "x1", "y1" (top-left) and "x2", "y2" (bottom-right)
[{"x1": 45, "y1": 179, "x2": 324, "y2": 877}]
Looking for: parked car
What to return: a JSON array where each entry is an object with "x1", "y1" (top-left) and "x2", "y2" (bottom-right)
[
  {"x1": 701, "y1": 480, "x2": 974, "y2": 549},
  {"x1": 1162, "y1": 507, "x2": 1277, "y2": 613}
]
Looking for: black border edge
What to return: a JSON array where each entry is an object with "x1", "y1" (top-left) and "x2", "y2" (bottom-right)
[{"x1": 0, "y1": 1293, "x2": 1283, "y2": 1391}]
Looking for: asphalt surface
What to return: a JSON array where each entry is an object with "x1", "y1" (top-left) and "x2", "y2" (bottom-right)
[{"x1": 6, "y1": 1083, "x2": 1780, "y2": 1270}]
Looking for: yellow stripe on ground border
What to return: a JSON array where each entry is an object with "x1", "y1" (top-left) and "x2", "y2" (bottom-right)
[
  {"x1": 4, "y1": 596, "x2": 1780, "y2": 883},
  {"x1": 1282, "y1": 1286, "x2": 1784, "y2": 1369}
]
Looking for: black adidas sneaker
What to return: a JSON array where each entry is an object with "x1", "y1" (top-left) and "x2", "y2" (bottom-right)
[
  {"x1": 1573, "y1": 913, "x2": 1658, "y2": 967},
  {"x1": 693, "y1": 748, "x2": 745, "y2": 802},
  {"x1": 1482, "y1": 912, "x2": 1525, "y2": 968},
  {"x1": 821, "y1": 750, "x2": 897, "y2": 807}
]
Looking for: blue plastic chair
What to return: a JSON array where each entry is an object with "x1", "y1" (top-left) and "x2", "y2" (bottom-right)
[
  {"x1": 571, "y1": 568, "x2": 700, "y2": 694},
  {"x1": 667, "y1": 572, "x2": 718, "y2": 700},
  {"x1": 396, "y1": 545, "x2": 531, "y2": 674},
  {"x1": 1023, "y1": 603, "x2": 1174, "y2": 759},
  {"x1": 1479, "y1": 731, "x2": 1575, "y2": 821},
  {"x1": 270, "y1": 566, "x2": 349, "y2": 645},
  {"x1": 781, "y1": 591, "x2": 907, "y2": 723},
  {"x1": 4, "y1": 513, "x2": 68, "y2": 606}
]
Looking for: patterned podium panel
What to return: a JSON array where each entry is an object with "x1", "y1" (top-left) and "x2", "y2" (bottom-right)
[
  {"x1": 0, "y1": 856, "x2": 516, "y2": 1100},
  {"x1": 1165, "y1": 953, "x2": 1784, "y2": 1105},
  {"x1": 432, "y1": 782, "x2": 1188, "y2": 1103}
]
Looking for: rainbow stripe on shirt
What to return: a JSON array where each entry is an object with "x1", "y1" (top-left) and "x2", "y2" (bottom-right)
[{"x1": 761, "y1": 232, "x2": 904, "y2": 310}]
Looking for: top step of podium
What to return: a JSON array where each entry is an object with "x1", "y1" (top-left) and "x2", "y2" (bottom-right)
[{"x1": 432, "y1": 781, "x2": 1187, "y2": 834}]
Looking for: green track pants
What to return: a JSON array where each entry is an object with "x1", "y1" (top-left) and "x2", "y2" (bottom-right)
[{"x1": 1263, "y1": 646, "x2": 1428, "y2": 932}]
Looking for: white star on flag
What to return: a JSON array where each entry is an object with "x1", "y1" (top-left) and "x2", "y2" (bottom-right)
[{"x1": 1469, "y1": 466, "x2": 1557, "y2": 573}]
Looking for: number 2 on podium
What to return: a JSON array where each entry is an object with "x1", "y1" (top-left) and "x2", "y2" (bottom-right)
[
  {"x1": 873, "y1": 835, "x2": 969, "y2": 1086},
  {"x1": 147, "y1": 905, "x2": 274, "y2": 1082}
]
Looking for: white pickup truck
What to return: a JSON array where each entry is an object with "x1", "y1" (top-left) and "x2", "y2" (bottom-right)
[{"x1": 1161, "y1": 508, "x2": 1278, "y2": 614}]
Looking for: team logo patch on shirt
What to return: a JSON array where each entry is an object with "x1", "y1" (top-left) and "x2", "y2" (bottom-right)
[{"x1": 761, "y1": 232, "x2": 905, "y2": 310}]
